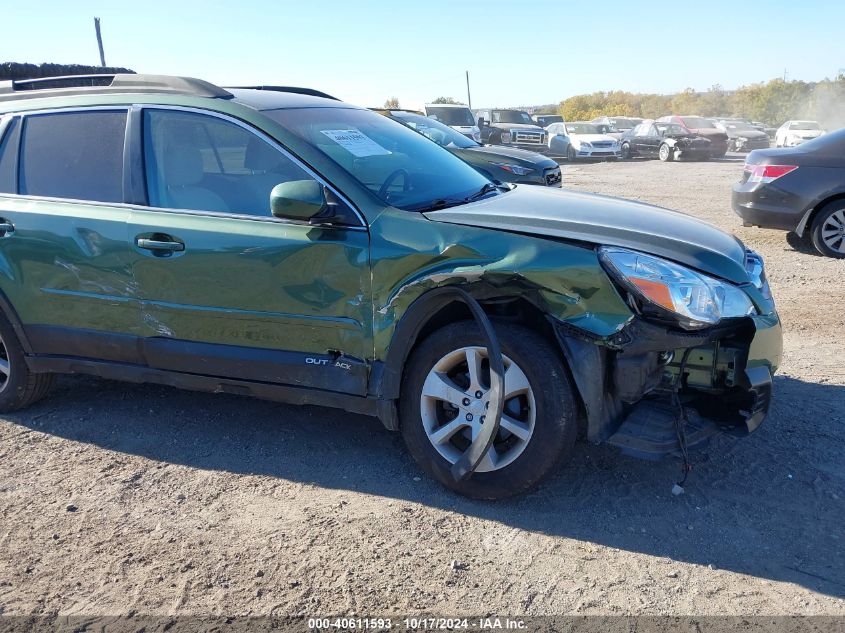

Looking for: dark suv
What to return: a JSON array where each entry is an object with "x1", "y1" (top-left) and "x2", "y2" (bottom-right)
[
  {"x1": 0, "y1": 74, "x2": 782, "y2": 499},
  {"x1": 474, "y1": 108, "x2": 548, "y2": 152}
]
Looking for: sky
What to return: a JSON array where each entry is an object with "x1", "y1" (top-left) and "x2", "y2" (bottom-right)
[{"x1": 3, "y1": 0, "x2": 844, "y2": 110}]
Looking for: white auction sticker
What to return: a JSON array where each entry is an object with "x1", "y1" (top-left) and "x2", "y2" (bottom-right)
[{"x1": 320, "y1": 128, "x2": 391, "y2": 157}]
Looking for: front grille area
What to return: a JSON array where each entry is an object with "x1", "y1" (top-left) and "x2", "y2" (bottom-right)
[
  {"x1": 514, "y1": 132, "x2": 544, "y2": 145},
  {"x1": 591, "y1": 141, "x2": 614, "y2": 148},
  {"x1": 544, "y1": 168, "x2": 562, "y2": 186}
]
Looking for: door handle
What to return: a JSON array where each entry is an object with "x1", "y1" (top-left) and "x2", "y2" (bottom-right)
[
  {"x1": 0, "y1": 219, "x2": 15, "y2": 237},
  {"x1": 136, "y1": 238, "x2": 184, "y2": 252}
]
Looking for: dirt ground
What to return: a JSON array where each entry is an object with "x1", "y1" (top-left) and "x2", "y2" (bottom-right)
[{"x1": 0, "y1": 155, "x2": 843, "y2": 618}]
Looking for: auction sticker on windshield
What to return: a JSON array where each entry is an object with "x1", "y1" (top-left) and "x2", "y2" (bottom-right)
[{"x1": 320, "y1": 129, "x2": 391, "y2": 157}]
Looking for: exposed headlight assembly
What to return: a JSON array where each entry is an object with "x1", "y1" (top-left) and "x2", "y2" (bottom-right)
[
  {"x1": 491, "y1": 162, "x2": 534, "y2": 176},
  {"x1": 599, "y1": 246, "x2": 756, "y2": 330}
]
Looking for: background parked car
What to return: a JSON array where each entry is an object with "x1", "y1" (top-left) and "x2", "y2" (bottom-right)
[
  {"x1": 775, "y1": 120, "x2": 824, "y2": 147},
  {"x1": 591, "y1": 116, "x2": 643, "y2": 137},
  {"x1": 733, "y1": 128, "x2": 845, "y2": 257},
  {"x1": 475, "y1": 108, "x2": 548, "y2": 152},
  {"x1": 751, "y1": 120, "x2": 777, "y2": 138},
  {"x1": 533, "y1": 114, "x2": 564, "y2": 128},
  {"x1": 620, "y1": 120, "x2": 711, "y2": 161},
  {"x1": 547, "y1": 122, "x2": 620, "y2": 161},
  {"x1": 656, "y1": 115, "x2": 729, "y2": 157},
  {"x1": 377, "y1": 109, "x2": 561, "y2": 187},
  {"x1": 423, "y1": 103, "x2": 481, "y2": 142},
  {"x1": 713, "y1": 118, "x2": 770, "y2": 152}
]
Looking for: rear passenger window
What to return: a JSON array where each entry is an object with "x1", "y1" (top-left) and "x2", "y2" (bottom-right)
[
  {"x1": 0, "y1": 118, "x2": 20, "y2": 194},
  {"x1": 19, "y1": 110, "x2": 126, "y2": 203}
]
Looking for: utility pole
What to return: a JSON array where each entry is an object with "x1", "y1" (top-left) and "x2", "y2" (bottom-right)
[
  {"x1": 466, "y1": 70, "x2": 472, "y2": 109},
  {"x1": 94, "y1": 17, "x2": 107, "y2": 67}
]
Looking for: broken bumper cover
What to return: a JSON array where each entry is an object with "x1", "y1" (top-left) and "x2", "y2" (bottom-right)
[{"x1": 553, "y1": 311, "x2": 782, "y2": 456}]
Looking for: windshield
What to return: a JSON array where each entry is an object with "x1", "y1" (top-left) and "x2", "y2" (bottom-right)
[
  {"x1": 610, "y1": 117, "x2": 642, "y2": 130},
  {"x1": 656, "y1": 123, "x2": 687, "y2": 135},
  {"x1": 790, "y1": 121, "x2": 820, "y2": 130},
  {"x1": 264, "y1": 107, "x2": 491, "y2": 211},
  {"x1": 566, "y1": 123, "x2": 600, "y2": 134},
  {"x1": 679, "y1": 116, "x2": 715, "y2": 129},
  {"x1": 492, "y1": 110, "x2": 534, "y2": 124},
  {"x1": 537, "y1": 115, "x2": 563, "y2": 124},
  {"x1": 425, "y1": 106, "x2": 475, "y2": 127},
  {"x1": 391, "y1": 112, "x2": 478, "y2": 149}
]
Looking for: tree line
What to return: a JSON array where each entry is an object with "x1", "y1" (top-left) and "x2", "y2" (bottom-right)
[{"x1": 546, "y1": 76, "x2": 845, "y2": 129}]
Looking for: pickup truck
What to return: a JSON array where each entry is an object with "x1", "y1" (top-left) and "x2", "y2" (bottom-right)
[{"x1": 474, "y1": 108, "x2": 548, "y2": 153}]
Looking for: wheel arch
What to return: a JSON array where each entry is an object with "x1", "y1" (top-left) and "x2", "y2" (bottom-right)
[
  {"x1": 0, "y1": 287, "x2": 33, "y2": 354},
  {"x1": 796, "y1": 192, "x2": 845, "y2": 237},
  {"x1": 372, "y1": 286, "x2": 564, "y2": 405}
]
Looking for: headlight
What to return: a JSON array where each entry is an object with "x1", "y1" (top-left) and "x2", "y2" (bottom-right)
[
  {"x1": 500, "y1": 131, "x2": 512, "y2": 143},
  {"x1": 738, "y1": 136, "x2": 748, "y2": 142},
  {"x1": 491, "y1": 162, "x2": 534, "y2": 176},
  {"x1": 598, "y1": 246, "x2": 756, "y2": 330},
  {"x1": 578, "y1": 141, "x2": 592, "y2": 149}
]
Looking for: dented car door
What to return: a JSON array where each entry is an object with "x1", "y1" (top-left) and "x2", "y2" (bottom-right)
[{"x1": 128, "y1": 107, "x2": 371, "y2": 395}]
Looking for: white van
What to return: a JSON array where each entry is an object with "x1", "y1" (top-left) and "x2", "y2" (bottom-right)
[{"x1": 423, "y1": 103, "x2": 481, "y2": 142}]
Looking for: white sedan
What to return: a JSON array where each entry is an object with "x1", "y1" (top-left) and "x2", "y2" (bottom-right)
[
  {"x1": 547, "y1": 122, "x2": 621, "y2": 160},
  {"x1": 775, "y1": 120, "x2": 824, "y2": 147}
]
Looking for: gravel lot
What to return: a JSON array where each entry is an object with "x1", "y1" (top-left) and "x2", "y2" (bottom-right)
[{"x1": 1, "y1": 155, "x2": 843, "y2": 618}]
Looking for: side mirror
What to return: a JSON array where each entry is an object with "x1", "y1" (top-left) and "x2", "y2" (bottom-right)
[
  {"x1": 270, "y1": 180, "x2": 326, "y2": 221},
  {"x1": 477, "y1": 117, "x2": 488, "y2": 128}
]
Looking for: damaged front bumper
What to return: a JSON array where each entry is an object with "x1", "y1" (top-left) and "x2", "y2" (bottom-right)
[{"x1": 554, "y1": 312, "x2": 782, "y2": 458}]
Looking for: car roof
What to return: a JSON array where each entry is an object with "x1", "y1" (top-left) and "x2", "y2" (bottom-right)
[
  {"x1": 0, "y1": 73, "x2": 354, "y2": 112},
  {"x1": 424, "y1": 103, "x2": 469, "y2": 108}
]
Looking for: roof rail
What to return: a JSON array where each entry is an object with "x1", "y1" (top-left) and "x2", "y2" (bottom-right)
[
  {"x1": 227, "y1": 85, "x2": 339, "y2": 101},
  {"x1": 0, "y1": 74, "x2": 232, "y2": 102}
]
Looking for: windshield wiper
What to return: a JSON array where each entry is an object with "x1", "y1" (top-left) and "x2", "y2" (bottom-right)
[
  {"x1": 409, "y1": 198, "x2": 466, "y2": 213},
  {"x1": 464, "y1": 182, "x2": 501, "y2": 203},
  {"x1": 411, "y1": 183, "x2": 503, "y2": 213}
]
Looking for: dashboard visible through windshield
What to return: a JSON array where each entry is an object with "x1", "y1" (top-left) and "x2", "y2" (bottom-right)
[{"x1": 264, "y1": 107, "x2": 495, "y2": 211}]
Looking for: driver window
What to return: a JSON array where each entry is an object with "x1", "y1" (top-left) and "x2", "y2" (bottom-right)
[
  {"x1": 634, "y1": 124, "x2": 649, "y2": 136},
  {"x1": 143, "y1": 109, "x2": 313, "y2": 216}
]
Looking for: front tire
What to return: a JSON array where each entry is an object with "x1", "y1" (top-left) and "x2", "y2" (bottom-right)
[
  {"x1": 0, "y1": 311, "x2": 54, "y2": 413},
  {"x1": 399, "y1": 321, "x2": 577, "y2": 499},
  {"x1": 810, "y1": 204, "x2": 845, "y2": 258},
  {"x1": 566, "y1": 145, "x2": 577, "y2": 162},
  {"x1": 658, "y1": 143, "x2": 673, "y2": 161},
  {"x1": 620, "y1": 142, "x2": 631, "y2": 159}
]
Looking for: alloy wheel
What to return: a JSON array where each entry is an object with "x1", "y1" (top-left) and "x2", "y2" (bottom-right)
[
  {"x1": 0, "y1": 333, "x2": 9, "y2": 392},
  {"x1": 419, "y1": 346, "x2": 535, "y2": 473},
  {"x1": 821, "y1": 209, "x2": 845, "y2": 253}
]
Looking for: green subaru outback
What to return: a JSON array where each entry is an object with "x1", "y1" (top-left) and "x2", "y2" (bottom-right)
[{"x1": 0, "y1": 74, "x2": 782, "y2": 499}]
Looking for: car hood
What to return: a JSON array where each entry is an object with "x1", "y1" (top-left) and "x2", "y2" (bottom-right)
[
  {"x1": 790, "y1": 129, "x2": 822, "y2": 138},
  {"x1": 726, "y1": 129, "x2": 768, "y2": 139},
  {"x1": 461, "y1": 144, "x2": 556, "y2": 166},
  {"x1": 689, "y1": 128, "x2": 728, "y2": 139},
  {"x1": 666, "y1": 133, "x2": 709, "y2": 143},
  {"x1": 423, "y1": 185, "x2": 748, "y2": 283},
  {"x1": 570, "y1": 133, "x2": 617, "y2": 143}
]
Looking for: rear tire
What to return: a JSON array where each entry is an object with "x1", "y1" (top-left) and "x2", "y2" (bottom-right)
[
  {"x1": 0, "y1": 312, "x2": 54, "y2": 413},
  {"x1": 658, "y1": 143, "x2": 673, "y2": 161},
  {"x1": 399, "y1": 321, "x2": 577, "y2": 499},
  {"x1": 810, "y1": 203, "x2": 845, "y2": 258}
]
